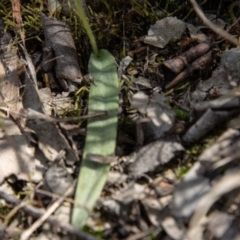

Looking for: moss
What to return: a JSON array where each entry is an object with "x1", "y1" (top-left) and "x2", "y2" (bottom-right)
[{"x1": 173, "y1": 106, "x2": 190, "y2": 121}]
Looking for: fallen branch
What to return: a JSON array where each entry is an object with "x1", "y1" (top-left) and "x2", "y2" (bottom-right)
[{"x1": 0, "y1": 107, "x2": 107, "y2": 123}]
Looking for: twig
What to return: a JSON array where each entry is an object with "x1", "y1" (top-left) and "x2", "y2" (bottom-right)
[
  {"x1": 189, "y1": 0, "x2": 239, "y2": 46},
  {"x1": 0, "y1": 190, "x2": 99, "y2": 240},
  {"x1": 4, "y1": 200, "x2": 32, "y2": 227},
  {"x1": 34, "y1": 189, "x2": 76, "y2": 205},
  {"x1": 125, "y1": 227, "x2": 156, "y2": 240},
  {"x1": 20, "y1": 44, "x2": 38, "y2": 90},
  {"x1": 0, "y1": 107, "x2": 107, "y2": 122},
  {"x1": 35, "y1": 55, "x2": 64, "y2": 73},
  {"x1": 20, "y1": 182, "x2": 76, "y2": 240}
]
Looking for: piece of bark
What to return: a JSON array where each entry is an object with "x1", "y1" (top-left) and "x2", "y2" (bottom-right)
[
  {"x1": 194, "y1": 96, "x2": 240, "y2": 112},
  {"x1": 163, "y1": 42, "x2": 212, "y2": 74},
  {"x1": 165, "y1": 50, "x2": 213, "y2": 90},
  {"x1": 182, "y1": 108, "x2": 239, "y2": 143},
  {"x1": 40, "y1": 13, "x2": 82, "y2": 87}
]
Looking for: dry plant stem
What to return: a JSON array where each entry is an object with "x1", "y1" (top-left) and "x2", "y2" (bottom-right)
[
  {"x1": 20, "y1": 44, "x2": 38, "y2": 89},
  {"x1": 36, "y1": 55, "x2": 64, "y2": 73},
  {"x1": 229, "y1": 1, "x2": 240, "y2": 23},
  {"x1": 34, "y1": 189, "x2": 76, "y2": 205},
  {"x1": 227, "y1": 16, "x2": 240, "y2": 32},
  {"x1": 20, "y1": 181, "x2": 76, "y2": 240},
  {"x1": 0, "y1": 192, "x2": 98, "y2": 240},
  {"x1": 189, "y1": 0, "x2": 239, "y2": 46},
  {"x1": 0, "y1": 107, "x2": 107, "y2": 122},
  {"x1": 14, "y1": 0, "x2": 38, "y2": 89},
  {"x1": 4, "y1": 201, "x2": 32, "y2": 227},
  {"x1": 125, "y1": 227, "x2": 156, "y2": 240}
]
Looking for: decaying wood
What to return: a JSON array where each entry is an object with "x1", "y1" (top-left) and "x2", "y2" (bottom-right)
[
  {"x1": 163, "y1": 42, "x2": 212, "y2": 74},
  {"x1": 165, "y1": 50, "x2": 213, "y2": 90},
  {"x1": 182, "y1": 108, "x2": 238, "y2": 143}
]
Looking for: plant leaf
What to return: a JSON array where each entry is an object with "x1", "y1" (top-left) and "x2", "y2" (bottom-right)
[{"x1": 71, "y1": 49, "x2": 119, "y2": 229}]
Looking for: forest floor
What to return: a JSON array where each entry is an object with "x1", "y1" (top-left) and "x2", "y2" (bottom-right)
[{"x1": 0, "y1": 0, "x2": 240, "y2": 240}]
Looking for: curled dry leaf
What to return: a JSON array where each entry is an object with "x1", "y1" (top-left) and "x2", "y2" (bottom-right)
[
  {"x1": 118, "y1": 56, "x2": 133, "y2": 77},
  {"x1": 40, "y1": 13, "x2": 82, "y2": 89}
]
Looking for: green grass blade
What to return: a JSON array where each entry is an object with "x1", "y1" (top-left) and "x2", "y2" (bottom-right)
[{"x1": 71, "y1": 49, "x2": 119, "y2": 229}]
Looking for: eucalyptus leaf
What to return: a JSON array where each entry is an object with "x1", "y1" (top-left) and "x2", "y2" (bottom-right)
[{"x1": 72, "y1": 49, "x2": 119, "y2": 228}]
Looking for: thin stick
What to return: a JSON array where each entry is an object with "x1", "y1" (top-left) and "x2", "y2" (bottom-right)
[
  {"x1": 0, "y1": 107, "x2": 107, "y2": 122},
  {"x1": 189, "y1": 0, "x2": 239, "y2": 46},
  {"x1": 20, "y1": 181, "x2": 75, "y2": 240},
  {"x1": 36, "y1": 55, "x2": 64, "y2": 73},
  {"x1": 0, "y1": 190, "x2": 99, "y2": 240}
]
